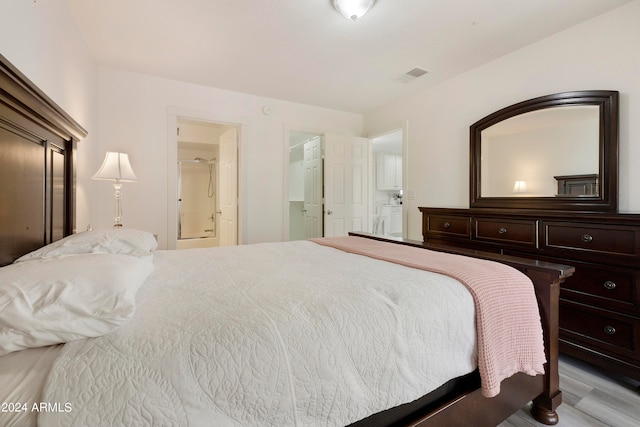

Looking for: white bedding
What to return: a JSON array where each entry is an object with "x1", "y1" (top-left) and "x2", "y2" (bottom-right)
[
  {"x1": 38, "y1": 240, "x2": 477, "y2": 426},
  {"x1": 0, "y1": 345, "x2": 63, "y2": 427}
]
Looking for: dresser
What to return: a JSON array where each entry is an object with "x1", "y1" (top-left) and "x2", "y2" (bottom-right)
[{"x1": 419, "y1": 207, "x2": 640, "y2": 382}]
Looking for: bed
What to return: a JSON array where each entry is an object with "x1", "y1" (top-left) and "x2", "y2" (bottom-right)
[{"x1": 0, "y1": 54, "x2": 573, "y2": 426}]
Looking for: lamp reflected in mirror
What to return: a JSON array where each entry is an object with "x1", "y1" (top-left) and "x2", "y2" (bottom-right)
[{"x1": 512, "y1": 180, "x2": 528, "y2": 194}]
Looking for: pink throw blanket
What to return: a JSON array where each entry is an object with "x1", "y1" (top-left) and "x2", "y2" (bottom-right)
[{"x1": 311, "y1": 236, "x2": 545, "y2": 398}]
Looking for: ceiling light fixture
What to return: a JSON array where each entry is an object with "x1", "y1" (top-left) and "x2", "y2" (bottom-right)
[{"x1": 333, "y1": 0, "x2": 376, "y2": 22}]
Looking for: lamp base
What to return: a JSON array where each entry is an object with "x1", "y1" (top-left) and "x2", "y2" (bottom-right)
[{"x1": 112, "y1": 181, "x2": 124, "y2": 229}]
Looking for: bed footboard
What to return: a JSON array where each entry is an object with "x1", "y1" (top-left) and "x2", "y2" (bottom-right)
[{"x1": 348, "y1": 232, "x2": 573, "y2": 426}]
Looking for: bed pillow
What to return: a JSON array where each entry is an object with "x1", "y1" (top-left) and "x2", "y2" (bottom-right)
[
  {"x1": 0, "y1": 253, "x2": 154, "y2": 356},
  {"x1": 14, "y1": 228, "x2": 157, "y2": 262}
]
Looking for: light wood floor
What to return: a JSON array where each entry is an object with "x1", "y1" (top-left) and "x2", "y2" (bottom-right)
[{"x1": 499, "y1": 355, "x2": 640, "y2": 427}]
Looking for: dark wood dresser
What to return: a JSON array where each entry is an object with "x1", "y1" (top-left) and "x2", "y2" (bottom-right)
[{"x1": 419, "y1": 207, "x2": 640, "y2": 382}]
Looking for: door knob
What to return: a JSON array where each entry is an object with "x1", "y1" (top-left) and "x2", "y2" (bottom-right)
[{"x1": 326, "y1": 209, "x2": 333, "y2": 215}]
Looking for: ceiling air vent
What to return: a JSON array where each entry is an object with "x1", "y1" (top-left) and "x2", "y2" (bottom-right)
[{"x1": 393, "y1": 67, "x2": 429, "y2": 83}]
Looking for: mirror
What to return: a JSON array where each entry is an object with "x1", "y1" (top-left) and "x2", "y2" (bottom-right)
[{"x1": 470, "y1": 90, "x2": 619, "y2": 211}]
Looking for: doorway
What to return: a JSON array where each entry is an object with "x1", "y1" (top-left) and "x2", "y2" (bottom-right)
[
  {"x1": 175, "y1": 118, "x2": 238, "y2": 249},
  {"x1": 286, "y1": 130, "x2": 370, "y2": 240},
  {"x1": 370, "y1": 129, "x2": 403, "y2": 237},
  {"x1": 289, "y1": 132, "x2": 323, "y2": 240},
  {"x1": 178, "y1": 157, "x2": 217, "y2": 240}
]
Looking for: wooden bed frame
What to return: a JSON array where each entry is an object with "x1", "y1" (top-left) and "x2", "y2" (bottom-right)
[
  {"x1": 0, "y1": 54, "x2": 86, "y2": 266},
  {"x1": 0, "y1": 54, "x2": 573, "y2": 426},
  {"x1": 349, "y1": 232, "x2": 573, "y2": 426}
]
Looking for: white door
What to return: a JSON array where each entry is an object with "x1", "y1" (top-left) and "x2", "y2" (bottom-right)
[
  {"x1": 303, "y1": 137, "x2": 323, "y2": 238},
  {"x1": 218, "y1": 127, "x2": 238, "y2": 246},
  {"x1": 324, "y1": 134, "x2": 369, "y2": 237}
]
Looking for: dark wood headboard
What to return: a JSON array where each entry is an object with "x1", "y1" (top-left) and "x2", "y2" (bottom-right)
[{"x1": 0, "y1": 54, "x2": 87, "y2": 266}]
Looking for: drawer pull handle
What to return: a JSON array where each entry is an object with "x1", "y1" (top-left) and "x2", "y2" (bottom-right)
[
  {"x1": 604, "y1": 325, "x2": 616, "y2": 335},
  {"x1": 498, "y1": 227, "x2": 507, "y2": 234},
  {"x1": 581, "y1": 234, "x2": 593, "y2": 243},
  {"x1": 603, "y1": 281, "x2": 617, "y2": 290},
  {"x1": 443, "y1": 222, "x2": 451, "y2": 229}
]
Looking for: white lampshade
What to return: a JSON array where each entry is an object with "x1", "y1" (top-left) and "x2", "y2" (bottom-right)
[
  {"x1": 513, "y1": 180, "x2": 528, "y2": 193},
  {"x1": 333, "y1": 0, "x2": 376, "y2": 22},
  {"x1": 92, "y1": 152, "x2": 138, "y2": 182}
]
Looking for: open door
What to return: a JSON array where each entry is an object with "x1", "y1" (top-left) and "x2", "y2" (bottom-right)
[
  {"x1": 324, "y1": 134, "x2": 370, "y2": 237},
  {"x1": 218, "y1": 127, "x2": 237, "y2": 246},
  {"x1": 303, "y1": 137, "x2": 323, "y2": 238}
]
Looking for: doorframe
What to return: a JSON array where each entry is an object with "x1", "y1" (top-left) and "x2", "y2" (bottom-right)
[
  {"x1": 366, "y1": 120, "x2": 409, "y2": 238},
  {"x1": 167, "y1": 107, "x2": 247, "y2": 249},
  {"x1": 282, "y1": 124, "x2": 325, "y2": 241}
]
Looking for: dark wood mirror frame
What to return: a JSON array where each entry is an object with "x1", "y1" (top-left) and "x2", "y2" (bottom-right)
[{"x1": 470, "y1": 90, "x2": 619, "y2": 211}]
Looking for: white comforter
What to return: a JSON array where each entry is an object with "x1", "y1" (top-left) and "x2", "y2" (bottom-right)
[{"x1": 40, "y1": 240, "x2": 476, "y2": 426}]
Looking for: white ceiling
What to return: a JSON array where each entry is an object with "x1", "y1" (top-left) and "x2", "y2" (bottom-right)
[{"x1": 66, "y1": 0, "x2": 631, "y2": 114}]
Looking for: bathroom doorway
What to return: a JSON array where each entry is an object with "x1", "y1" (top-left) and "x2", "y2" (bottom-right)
[
  {"x1": 178, "y1": 157, "x2": 217, "y2": 239},
  {"x1": 176, "y1": 118, "x2": 238, "y2": 249}
]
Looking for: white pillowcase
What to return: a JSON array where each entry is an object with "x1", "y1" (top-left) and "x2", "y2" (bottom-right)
[
  {"x1": 14, "y1": 228, "x2": 157, "y2": 262},
  {"x1": 0, "y1": 253, "x2": 154, "y2": 356}
]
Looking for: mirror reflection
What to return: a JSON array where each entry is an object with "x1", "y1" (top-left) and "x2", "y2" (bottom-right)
[{"x1": 480, "y1": 105, "x2": 599, "y2": 197}]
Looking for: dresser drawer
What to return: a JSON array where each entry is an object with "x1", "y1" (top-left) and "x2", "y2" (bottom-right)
[
  {"x1": 473, "y1": 218, "x2": 538, "y2": 247},
  {"x1": 560, "y1": 261, "x2": 640, "y2": 316},
  {"x1": 560, "y1": 301, "x2": 640, "y2": 360},
  {"x1": 425, "y1": 215, "x2": 470, "y2": 238},
  {"x1": 544, "y1": 222, "x2": 640, "y2": 259}
]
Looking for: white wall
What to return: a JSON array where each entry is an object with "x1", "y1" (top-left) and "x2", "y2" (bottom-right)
[
  {"x1": 6, "y1": 1, "x2": 638, "y2": 245},
  {"x1": 95, "y1": 66, "x2": 362, "y2": 247},
  {"x1": 364, "y1": 1, "x2": 640, "y2": 240},
  {"x1": 0, "y1": 0, "x2": 99, "y2": 231}
]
